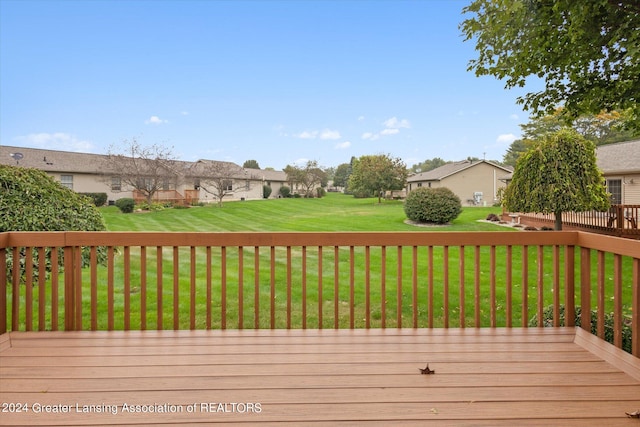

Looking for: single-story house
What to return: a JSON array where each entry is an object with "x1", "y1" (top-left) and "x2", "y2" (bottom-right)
[
  {"x1": 0, "y1": 145, "x2": 288, "y2": 204},
  {"x1": 596, "y1": 139, "x2": 640, "y2": 204},
  {"x1": 407, "y1": 160, "x2": 513, "y2": 206}
]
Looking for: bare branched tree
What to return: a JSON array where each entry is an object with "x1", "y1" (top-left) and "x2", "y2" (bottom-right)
[
  {"x1": 190, "y1": 160, "x2": 249, "y2": 207},
  {"x1": 284, "y1": 160, "x2": 327, "y2": 197},
  {"x1": 104, "y1": 139, "x2": 180, "y2": 207}
]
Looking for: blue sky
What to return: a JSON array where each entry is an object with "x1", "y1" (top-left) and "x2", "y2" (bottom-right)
[{"x1": 1, "y1": 0, "x2": 542, "y2": 170}]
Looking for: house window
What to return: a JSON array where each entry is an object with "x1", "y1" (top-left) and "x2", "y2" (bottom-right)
[
  {"x1": 162, "y1": 179, "x2": 174, "y2": 191},
  {"x1": 224, "y1": 180, "x2": 233, "y2": 191},
  {"x1": 417, "y1": 183, "x2": 422, "y2": 188},
  {"x1": 60, "y1": 175, "x2": 73, "y2": 190},
  {"x1": 111, "y1": 177, "x2": 121, "y2": 191},
  {"x1": 606, "y1": 179, "x2": 622, "y2": 204}
]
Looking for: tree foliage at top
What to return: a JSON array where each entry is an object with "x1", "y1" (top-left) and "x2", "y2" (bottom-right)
[
  {"x1": 503, "y1": 108, "x2": 640, "y2": 166},
  {"x1": 503, "y1": 129, "x2": 610, "y2": 230},
  {"x1": 348, "y1": 154, "x2": 407, "y2": 203},
  {"x1": 461, "y1": 0, "x2": 640, "y2": 128}
]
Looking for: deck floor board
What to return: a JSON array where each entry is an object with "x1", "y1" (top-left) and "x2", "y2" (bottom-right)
[{"x1": 1, "y1": 327, "x2": 639, "y2": 426}]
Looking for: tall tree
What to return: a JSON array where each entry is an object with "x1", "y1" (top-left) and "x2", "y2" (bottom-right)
[
  {"x1": 503, "y1": 138, "x2": 534, "y2": 167},
  {"x1": 410, "y1": 157, "x2": 448, "y2": 174},
  {"x1": 348, "y1": 154, "x2": 407, "y2": 203},
  {"x1": 243, "y1": 159, "x2": 260, "y2": 169},
  {"x1": 332, "y1": 163, "x2": 352, "y2": 189},
  {"x1": 503, "y1": 129, "x2": 610, "y2": 230},
  {"x1": 461, "y1": 0, "x2": 640, "y2": 128},
  {"x1": 105, "y1": 139, "x2": 179, "y2": 207},
  {"x1": 573, "y1": 110, "x2": 640, "y2": 145}
]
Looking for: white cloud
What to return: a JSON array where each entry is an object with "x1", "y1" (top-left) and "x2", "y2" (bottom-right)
[
  {"x1": 380, "y1": 128, "x2": 400, "y2": 136},
  {"x1": 294, "y1": 128, "x2": 341, "y2": 140},
  {"x1": 14, "y1": 132, "x2": 94, "y2": 152},
  {"x1": 496, "y1": 133, "x2": 517, "y2": 144},
  {"x1": 335, "y1": 141, "x2": 351, "y2": 149},
  {"x1": 320, "y1": 129, "x2": 341, "y2": 140},
  {"x1": 295, "y1": 130, "x2": 319, "y2": 139},
  {"x1": 509, "y1": 114, "x2": 519, "y2": 120},
  {"x1": 357, "y1": 115, "x2": 365, "y2": 121},
  {"x1": 145, "y1": 115, "x2": 168, "y2": 125},
  {"x1": 361, "y1": 132, "x2": 379, "y2": 141},
  {"x1": 383, "y1": 117, "x2": 410, "y2": 129},
  {"x1": 181, "y1": 111, "x2": 189, "y2": 116}
]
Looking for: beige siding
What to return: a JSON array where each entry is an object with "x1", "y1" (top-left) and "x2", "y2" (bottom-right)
[
  {"x1": 196, "y1": 178, "x2": 264, "y2": 203},
  {"x1": 47, "y1": 172, "x2": 128, "y2": 202},
  {"x1": 623, "y1": 174, "x2": 640, "y2": 204},
  {"x1": 439, "y1": 163, "x2": 507, "y2": 206},
  {"x1": 442, "y1": 164, "x2": 498, "y2": 206}
]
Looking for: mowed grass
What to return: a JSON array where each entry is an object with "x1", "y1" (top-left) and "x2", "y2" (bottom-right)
[
  {"x1": 100, "y1": 192, "x2": 509, "y2": 232},
  {"x1": 9, "y1": 193, "x2": 635, "y2": 333}
]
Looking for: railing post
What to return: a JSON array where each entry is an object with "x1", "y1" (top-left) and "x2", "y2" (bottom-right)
[
  {"x1": 63, "y1": 246, "x2": 77, "y2": 331},
  {"x1": 616, "y1": 205, "x2": 624, "y2": 231}
]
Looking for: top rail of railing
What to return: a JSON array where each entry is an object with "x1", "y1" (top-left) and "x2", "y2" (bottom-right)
[{"x1": 1, "y1": 231, "x2": 638, "y2": 358}]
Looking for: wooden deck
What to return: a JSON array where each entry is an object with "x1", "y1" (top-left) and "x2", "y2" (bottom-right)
[{"x1": 1, "y1": 328, "x2": 639, "y2": 426}]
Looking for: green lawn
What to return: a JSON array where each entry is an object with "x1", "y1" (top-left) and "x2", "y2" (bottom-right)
[
  {"x1": 8, "y1": 193, "x2": 634, "y2": 347},
  {"x1": 101, "y1": 192, "x2": 509, "y2": 232}
]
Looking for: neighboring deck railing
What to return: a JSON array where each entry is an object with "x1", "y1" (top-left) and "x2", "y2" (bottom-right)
[
  {"x1": 515, "y1": 204, "x2": 640, "y2": 238},
  {"x1": 1, "y1": 231, "x2": 638, "y2": 357}
]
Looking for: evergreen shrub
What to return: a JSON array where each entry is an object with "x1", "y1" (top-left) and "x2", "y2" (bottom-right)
[
  {"x1": 404, "y1": 187, "x2": 462, "y2": 224},
  {"x1": 115, "y1": 198, "x2": 135, "y2": 213}
]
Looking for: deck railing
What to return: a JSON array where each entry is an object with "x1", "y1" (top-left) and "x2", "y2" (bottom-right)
[
  {"x1": 516, "y1": 204, "x2": 640, "y2": 237},
  {"x1": 1, "y1": 231, "x2": 638, "y2": 357}
]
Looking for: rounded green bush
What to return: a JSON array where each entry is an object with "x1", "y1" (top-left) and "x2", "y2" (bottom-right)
[
  {"x1": 279, "y1": 185, "x2": 291, "y2": 198},
  {"x1": 404, "y1": 187, "x2": 462, "y2": 224},
  {"x1": 115, "y1": 198, "x2": 135, "y2": 213},
  {"x1": 0, "y1": 165, "x2": 106, "y2": 282},
  {"x1": 0, "y1": 165, "x2": 105, "y2": 232}
]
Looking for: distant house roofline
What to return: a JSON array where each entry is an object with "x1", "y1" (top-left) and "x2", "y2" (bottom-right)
[{"x1": 407, "y1": 159, "x2": 512, "y2": 182}]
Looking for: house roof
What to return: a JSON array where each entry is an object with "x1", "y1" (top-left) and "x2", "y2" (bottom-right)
[
  {"x1": 596, "y1": 139, "x2": 640, "y2": 174},
  {"x1": 0, "y1": 145, "x2": 114, "y2": 174},
  {"x1": 187, "y1": 159, "x2": 249, "y2": 179},
  {"x1": 255, "y1": 168, "x2": 288, "y2": 182},
  {"x1": 407, "y1": 159, "x2": 513, "y2": 182},
  {"x1": 0, "y1": 145, "x2": 288, "y2": 181}
]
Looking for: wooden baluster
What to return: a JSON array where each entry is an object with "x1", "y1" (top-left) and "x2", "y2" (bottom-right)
[
  {"x1": 238, "y1": 246, "x2": 244, "y2": 330},
  {"x1": 459, "y1": 246, "x2": 465, "y2": 328},
  {"x1": 580, "y1": 247, "x2": 591, "y2": 332},
  {"x1": 254, "y1": 246, "x2": 260, "y2": 329},
  {"x1": 141, "y1": 246, "x2": 147, "y2": 331},
  {"x1": 350, "y1": 246, "x2": 355, "y2": 329}
]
